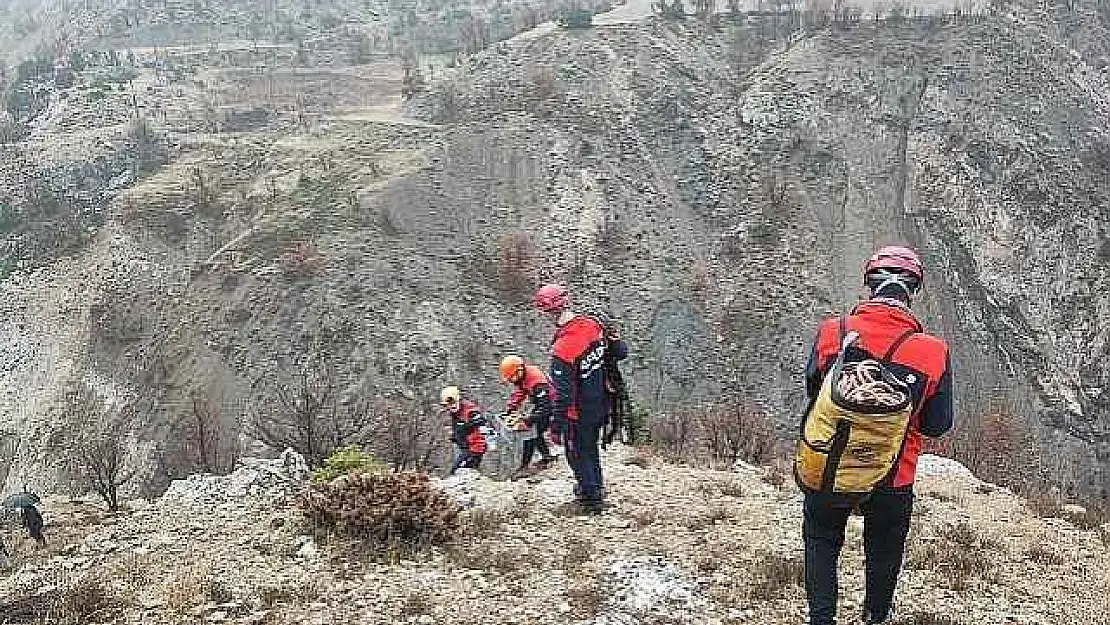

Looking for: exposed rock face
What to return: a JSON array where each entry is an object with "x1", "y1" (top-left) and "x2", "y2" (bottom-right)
[
  {"x1": 161, "y1": 449, "x2": 310, "y2": 504},
  {"x1": 3, "y1": 1, "x2": 1110, "y2": 498}
]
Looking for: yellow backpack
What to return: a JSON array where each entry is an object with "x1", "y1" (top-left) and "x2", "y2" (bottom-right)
[{"x1": 794, "y1": 321, "x2": 917, "y2": 498}]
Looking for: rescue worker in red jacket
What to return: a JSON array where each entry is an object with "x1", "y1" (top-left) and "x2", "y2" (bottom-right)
[
  {"x1": 533, "y1": 284, "x2": 628, "y2": 512},
  {"x1": 441, "y1": 386, "x2": 488, "y2": 475},
  {"x1": 802, "y1": 246, "x2": 954, "y2": 625},
  {"x1": 499, "y1": 354, "x2": 558, "y2": 478}
]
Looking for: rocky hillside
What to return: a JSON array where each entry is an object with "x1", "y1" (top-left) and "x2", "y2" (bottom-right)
[
  {"x1": 3, "y1": 0, "x2": 1110, "y2": 500},
  {"x1": 1, "y1": 448, "x2": 1108, "y2": 625}
]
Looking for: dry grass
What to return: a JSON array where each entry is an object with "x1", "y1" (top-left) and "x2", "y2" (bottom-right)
[
  {"x1": 746, "y1": 551, "x2": 805, "y2": 601},
  {"x1": 562, "y1": 535, "x2": 594, "y2": 574},
  {"x1": 1025, "y1": 544, "x2": 1065, "y2": 566},
  {"x1": 257, "y1": 578, "x2": 322, "y2": 608},
  {"x1": 899, "y1": 614, "x2": 967, "y2": 625},
  {"x1": 51, "y1": 575, "x2": 126, "y2": 624},
  {"x1": 163, "y1": 563, "x2": 234, "y2": 613},
  {"x1": 906, "y1": 522, "x2": 1003, "y2": 591},
  {"x1": 401, "y1": 588, "x2": 434, "y2": 617},
  {"x1": 684, "y1": 504, "x2": 736, "y2": 531},
  {"x1": 623, "y1": 449, "x2": 651, "y2": 469},
  {"x1": 566, "y1": 575, "x2": 603, "y2": 618},
  {"x1": 444, "y1": 542, "x2": 529, "y2": 573},
  {"x1": 457, "y1": 507, "x2": 510, "y2": 539},
  {"x1": 626, "y1": 506, "x2": 659, "y2": 527}
]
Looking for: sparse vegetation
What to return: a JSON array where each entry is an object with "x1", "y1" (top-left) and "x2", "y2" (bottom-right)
[
  {"x1": 747, "y1": 551, "x2": 805, "y2": 601},
  {"x1": 907, "y1": 521, "x2": 1003, "y2": 591},
  {"x1": 648, "y1": 403, "x2": 779, "y2": 468},
  {"x1": 312, "y1": 445, "x2": 383, "y2": 483}
]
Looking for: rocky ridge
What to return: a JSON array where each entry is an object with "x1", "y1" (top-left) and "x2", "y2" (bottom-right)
[{"x1": 1, "y1": 448, "x2": 1108, "y2": 625}]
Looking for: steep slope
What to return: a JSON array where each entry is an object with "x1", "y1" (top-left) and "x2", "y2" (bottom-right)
[{"x1": 4, "y1": 3, "x2": 1110, "y2": 499}]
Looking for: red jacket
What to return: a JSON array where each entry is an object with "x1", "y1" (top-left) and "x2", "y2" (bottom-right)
[
  {"x1": 806, "y1": 300, "x2": 953, "y2": 488},
  {"x1": 506, "y1": 365, "x2": 556, "y2": 411},
  {"x1": 449, "y1": 400, "x2": 487, "y2": 455},
  {"x1": 551, "y1": 316, "x2": 610, "y2": 425}
]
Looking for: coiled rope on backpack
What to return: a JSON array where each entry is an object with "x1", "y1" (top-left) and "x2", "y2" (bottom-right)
[{"x1": 836, "y1": 360, "x2": 908, "y2": 408}]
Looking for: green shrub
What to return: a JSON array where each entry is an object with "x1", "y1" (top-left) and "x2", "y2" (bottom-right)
[
  {"x1": 296, "y1": 471, "x2": 460, "y2": 556},
  {"x1": 312, "y1": 445, "x2": 383, "y2": 483}
]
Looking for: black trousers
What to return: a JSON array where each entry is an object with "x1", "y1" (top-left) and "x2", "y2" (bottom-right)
[
  {"x1": 21, "y1": 506, "x2": 46, "y2": 545},
  {"x1": 803, "y1": 490, "x2": 914, "y2": 625},
  {"x1": 565, "y1": 421, "x2": 604, "y2": 502},
  {"x1": 449, "y1": 450, "x2": 483, "y2": 475},
  {"x1": 520, "y1": 415, "x2": 554, "y2": 467}
]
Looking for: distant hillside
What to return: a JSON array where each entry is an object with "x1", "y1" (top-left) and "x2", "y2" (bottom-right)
[{"x1": 2, "y1": 0, "x2": 1110, "y2": 505}]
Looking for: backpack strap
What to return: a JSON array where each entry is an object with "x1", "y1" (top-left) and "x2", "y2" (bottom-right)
[
  {"x1": 882, "y1": 329, "x2": 917, "y2": 361},
  {"x1": 837, "y1": 316, "x2": 847, "y2": 346}
]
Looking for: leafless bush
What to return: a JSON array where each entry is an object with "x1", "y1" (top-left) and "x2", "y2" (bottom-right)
[
  {"x1": 648, "y1": 413, "x2": 695, "y2": 460},
  {"x1": 278, "y1": 241, "x2": 324, "y2": 277},
  {"x1": 251, "y1": 357, "x2": 372, "y2": 466},
  {"x1": 364, "y1": 398, "x2": 439, "y2": 472},
  {"x1": 747, "y1": 551, "x2": 805, "y2": 600},
  {"x1": 1025, "y1": 544, "x2": 1064, "y2": 565},
  {"x1": 159, "y1": 389, "x2": 240, "y2": 479},
  {"x1": 906, "y1": 522, "x2": 1001, "y2": 591},
  {"x1": 697, "y1": 403, "x2": 777, "y2": 466},
  {"x1": 49, "y1": 575, "x2": 126, "y2": 624},
  {"x1": 50, "y1": 384, "x2": 142, "y2": 511},
  {"x1": 932, "y1": 410, "x2": 1033, "y2": 487},
  {"x1": 496, "y1": 230, "x2": 537, "y2": 299}
]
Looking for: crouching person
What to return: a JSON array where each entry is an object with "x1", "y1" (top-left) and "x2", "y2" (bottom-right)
[
  {"x1": 498, "y1": 354, "x2": 557, "y2": 479},
  {"x1": 442, "y1": 386, "x2": 488, "y2": 475}
]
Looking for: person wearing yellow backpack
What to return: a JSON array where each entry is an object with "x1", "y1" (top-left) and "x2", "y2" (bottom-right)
[{"x1": 796, "y1": 246, "x2": 953, "y2": 625}]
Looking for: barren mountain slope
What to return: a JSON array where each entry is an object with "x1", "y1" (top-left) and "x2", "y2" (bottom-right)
[{"x1": 3, "y1": 3, "x2": 1110, "y2": 497}]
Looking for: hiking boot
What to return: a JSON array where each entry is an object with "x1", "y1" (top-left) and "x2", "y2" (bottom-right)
[
  {"x1": 511, "y1": 466, "x2": 537, "y2": 481},
  {"x1": 533, "y1": 457, "x2": 556, "y2": 470},
  {"x1": 579, "y1": 499, "x2": 607, "y2": 515},
  {"x1": 861, "y1": 604, "x2": 896, "y2": 624}
]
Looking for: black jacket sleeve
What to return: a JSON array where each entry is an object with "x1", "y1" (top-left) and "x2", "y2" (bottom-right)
[
  {"x1": 551, "y1": 357, "x2": 574, "y2": 427},
  {"x1": 918, "y1": 355, "x2": 954, "y2": 437},
  {"x1": 466, "y1": 411, "x2": 486, "y2": 432},
  {"x1": 530, "y1": 385, "x2": 554, "y2": 425}
]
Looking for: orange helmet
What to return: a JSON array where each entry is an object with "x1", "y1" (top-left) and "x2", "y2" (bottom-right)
[{"x1": 498, "y1": 355, "x2": 526, "y2": 383}]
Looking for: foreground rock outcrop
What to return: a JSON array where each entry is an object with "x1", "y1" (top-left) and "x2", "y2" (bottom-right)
[{"x1": 1, "y1": 449, "x2": 1106, "y2": 624}]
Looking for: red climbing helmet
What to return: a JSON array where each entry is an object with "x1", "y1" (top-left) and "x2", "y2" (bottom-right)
[
  {"x1": 863, "y1": 246, "x2": 924, "y2": 282},
  {"x1": 532, "y1": 284, "x2": 569, "y2": 313}
]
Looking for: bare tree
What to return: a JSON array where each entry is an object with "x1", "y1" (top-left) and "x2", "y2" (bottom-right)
[
  {"x1": 52, "y1": 385, "x2": 141, "y2": 512},
  {"x1": 252, "y1": 356, "x2": 373, "y2": 465},
  {"x1": 175, "y1": 389, "x2": 239, "y2": 474},
  {"x1": 366, "y1": 398, "x2": 438, "y2": 472}
]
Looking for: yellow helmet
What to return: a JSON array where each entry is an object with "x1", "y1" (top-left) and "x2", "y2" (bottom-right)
[
  {"x1": 440, "y1": 386, "x2": 461, "y2": 407},
  {"x1": 498, "y1": 355, "x2": 526, "y2": 383}
]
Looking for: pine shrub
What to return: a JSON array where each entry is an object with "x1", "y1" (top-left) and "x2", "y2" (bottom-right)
[
  {"x1": 312, "y1": 445, "x2": 383, "y2": 483},
  {"x1": 296, "y1": 471, "x2": 460, "y2": 553}
]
